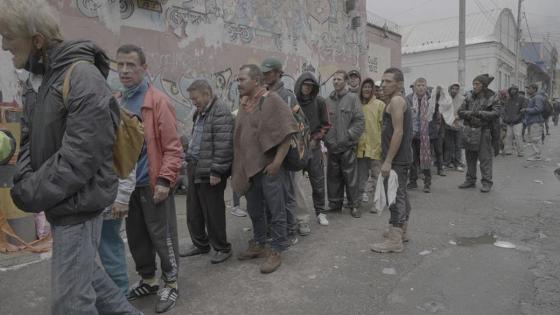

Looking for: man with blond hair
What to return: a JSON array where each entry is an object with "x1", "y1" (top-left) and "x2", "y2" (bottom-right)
[{"x1": 2, "y1": 0, "x2": 141, "y2": 314}]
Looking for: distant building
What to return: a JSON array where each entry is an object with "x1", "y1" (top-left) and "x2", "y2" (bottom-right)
[
  {"x1": 401, "y1": 8, "x2": 527, "y2": 91},
  {"x1": 521, "y1": 41, "x2": 558, "y2": 97}
]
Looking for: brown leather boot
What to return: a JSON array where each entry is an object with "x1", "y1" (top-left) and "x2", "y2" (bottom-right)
[
  {"x1": 371, "y1": 227, "x2": 404, "y2": 253},
  {"x1": 237, "y1": 240, "x2": 267, "y2": 260},
  {"x1": 260, "y1": 250, "x2": 282, "y2": 274}
]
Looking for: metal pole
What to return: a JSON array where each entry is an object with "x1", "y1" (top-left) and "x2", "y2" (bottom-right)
[
  {"x1": 458, "y1": 0, "x2": 466, "y2": 88},
  {"x1": 514, "y1": 0, "x2": 523, "y2": 87}
]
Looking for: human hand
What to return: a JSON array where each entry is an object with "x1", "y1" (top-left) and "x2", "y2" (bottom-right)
[
  {"x1": 210, "y1": 175, "x2": 221, "y2": 186},
  {"x1": 153, "y1": 184, "x2": 170, "y2": 204},
  {"x1": 111, "y1": 202, "x2": 129, "y2": 219},
  {"x1": 264, "y1": 161, "x2": 281, "y2": 177},
  {"x1": 381, "y1": 161, "x2": 391, "y2": 178}
]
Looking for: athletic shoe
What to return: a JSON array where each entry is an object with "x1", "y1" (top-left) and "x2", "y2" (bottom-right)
[
  {"x1": 127, "y1": 280, "x2": 159, "y2": 301},
  {"x1": 317, "y1": 213, "x2": 329, "y2": 226},
  {"x1": 155, "y1": 285, "x2": 178, "y2": 313}
]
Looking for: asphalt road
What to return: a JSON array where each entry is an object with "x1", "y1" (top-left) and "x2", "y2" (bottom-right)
[{"x1": 1, "y1": 126, "x2": 560, "y2": 315}]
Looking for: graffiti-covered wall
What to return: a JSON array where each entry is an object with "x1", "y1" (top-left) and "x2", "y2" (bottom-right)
[{"x1": 0, "y1": 0, "x2": 401, "y2": 134}]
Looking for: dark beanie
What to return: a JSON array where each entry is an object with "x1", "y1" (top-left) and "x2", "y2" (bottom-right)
[{"x1": 473, "y1": 74, "x2": 494, "y2": 87}]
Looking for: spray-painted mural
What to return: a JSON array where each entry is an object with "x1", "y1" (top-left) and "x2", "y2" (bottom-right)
[{"x1": 0, "y1": 0, "x2": 401, "y2": 134}]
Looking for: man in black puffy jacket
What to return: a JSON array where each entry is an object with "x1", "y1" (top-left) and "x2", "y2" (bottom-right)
[
  {"x1": 501, "y1": 85, "x2": 525, "y2": 156},
  {"x1": 180, "y1": 80, "x2": 234, "y2": 265}
]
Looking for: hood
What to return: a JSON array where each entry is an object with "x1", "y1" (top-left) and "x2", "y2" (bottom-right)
[
  {"x1": 295, "y1": 72, "x2": 319, "y2": 100},
  {"x1": 46, "y1": 40, "x2": 111, "y2": 78},
  {"x1": 359, "y1": 77, "x2": 375, "y2": 104}
]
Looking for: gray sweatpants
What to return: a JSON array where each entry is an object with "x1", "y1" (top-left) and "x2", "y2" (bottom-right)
[{"x1": 51, "y1": 215, "x2": 140, "y2": 315}]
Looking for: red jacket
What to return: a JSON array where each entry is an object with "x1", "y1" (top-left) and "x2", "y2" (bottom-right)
[{"x1": 141, "y1": 84, "x2": 183, "y2": 189}]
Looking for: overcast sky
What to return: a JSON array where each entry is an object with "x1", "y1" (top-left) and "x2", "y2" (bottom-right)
[{"x1": 367, "y1": 0, "x2": 560, "y2": 49}]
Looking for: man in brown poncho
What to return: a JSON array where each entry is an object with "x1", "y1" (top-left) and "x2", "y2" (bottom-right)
[{"x1": 232, "y1": 64, "x2": 298, "y2": 274}]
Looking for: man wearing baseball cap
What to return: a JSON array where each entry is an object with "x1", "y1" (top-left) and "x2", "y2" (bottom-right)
[
  {"x1": 261, "y1": 57, "x2": 306, "y2": 243},
  {"x1": 348, "y1": 70, "x2": 361, "y2": 94}
]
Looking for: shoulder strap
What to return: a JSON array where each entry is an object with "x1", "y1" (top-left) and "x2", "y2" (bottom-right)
[{"x1": 62, "y1": 60, "x2": 91, "y2": 109}]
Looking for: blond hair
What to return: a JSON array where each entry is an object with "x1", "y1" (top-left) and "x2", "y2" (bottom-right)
[{"x1": 0, "y1": 0, "x2": 62, "y2": 41}]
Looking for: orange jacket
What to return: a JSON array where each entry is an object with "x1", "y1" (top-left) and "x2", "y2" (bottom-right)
[{"x1": 141, "y1": 84, "x2": 183, "y2": 189}]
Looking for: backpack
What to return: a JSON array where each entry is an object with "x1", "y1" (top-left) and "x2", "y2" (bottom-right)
[
  {"x1": 542, "y1": 98, "x2": 553, "y2": 118},
  {"x1": 283, "y1": 102, "x2": 312, "y2": 172},
  {"x1": 62, "y1": 61, "x2": 144, "y2": 179}
]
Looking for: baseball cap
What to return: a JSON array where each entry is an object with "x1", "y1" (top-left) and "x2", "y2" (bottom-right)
[
  {"x1": 260, "y1": 58, "x2": 283, "y2": 73},
  {"x1": 348, "y1": 70, "x2": 361, "y2": 78}
]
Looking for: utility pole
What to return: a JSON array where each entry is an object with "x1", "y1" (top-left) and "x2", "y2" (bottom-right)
[
  {"x1": 458, "y1": 0, "x2": 466, "y2": 88},
  {"x1": 514, "y1": 0, "x2": 523, "y2": 88}
]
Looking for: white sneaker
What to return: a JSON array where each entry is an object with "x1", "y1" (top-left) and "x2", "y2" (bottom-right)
[
  {"x1": 317, "y1": 213, "x2": 329, "y2": 226},
  {"x1": 230, "y1": 206, "x2": 247, "y2": 217},
  {"x1": 361, "y1": 193, "x2": 369, "y2": 202}
]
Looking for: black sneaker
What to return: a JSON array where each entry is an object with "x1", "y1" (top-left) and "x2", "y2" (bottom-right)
[
  {"x1": 155, "y1": 285, "x2": 178, "y2": 313},
  {"x1": 127, "y1": 281, "x2": 159, "y2": 301},
  {"x1": 407, "y1": 181, "x2": 418, "y2": 190}
]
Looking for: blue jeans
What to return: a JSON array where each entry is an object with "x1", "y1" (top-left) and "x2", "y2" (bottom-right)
[
  {"x1": 246, "y1": 170, "x2": 288, "y2": 252},
  {"x1": 51, "y1": 215, "x2": 140, "y2": 315},
  {"x1": 99, "y1": 218, "x2": 129, "y2": 296}
]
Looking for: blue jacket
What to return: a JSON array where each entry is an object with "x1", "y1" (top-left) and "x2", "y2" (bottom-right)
[{"x1": 525, "y1": 91, "x2": 545, "y2": 126}]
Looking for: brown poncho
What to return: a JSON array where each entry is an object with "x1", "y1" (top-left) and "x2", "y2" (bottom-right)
[{"x1": 232, "y1": 90, "x2": 298, "y2": 193}]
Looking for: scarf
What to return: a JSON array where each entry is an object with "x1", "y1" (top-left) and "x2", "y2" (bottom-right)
[
  {"x1": 414, "y1": 94, "x2": 432, "y2": 170},
  {"x1": 240, "y1": 87, "x2": 267, "y2": 113}
]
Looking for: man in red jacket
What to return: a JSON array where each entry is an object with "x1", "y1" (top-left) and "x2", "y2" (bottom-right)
[{"x1": 116, "y1": 44, "x2": 183, "y2": 313}]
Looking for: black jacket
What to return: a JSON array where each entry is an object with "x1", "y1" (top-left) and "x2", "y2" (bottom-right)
[
  {"x1": 11, "y1": 40, "x2": 119, "y2": 226},
  {"x1": 190, "y1": 97, "x2": 234, "y2": 183},
  {"x1": 502, "y1": 87, "x2": 526, "y2": 125},
  {"x1": 294, "y1": 72, "x2": 330, "y2": 139}
]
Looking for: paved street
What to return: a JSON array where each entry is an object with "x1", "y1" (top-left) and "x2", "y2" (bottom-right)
[{"x1": 2, "y1": 128, "x2": 560, "y2": 315}]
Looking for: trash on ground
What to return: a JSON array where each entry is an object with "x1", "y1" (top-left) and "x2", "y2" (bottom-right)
[
  {"x1": 533, "y1": 180, "x2": 544, "y2": 184},
  {"x1": 242, "y1": 227, "x2": 251, "y2": 232},
  {"x1": 448, "y1": 240, "x2": 457, "y2": 245},
  {"x1": 382, "y1": 267, "x2": 397, "y2": 275},
  {"x1": 494, "y1": 241, "x2": 516, "y2": 249},
  {"x1": 419, "y1": 250, "x2": 432, "y2": 256},
  {"x1": 543, "y1": 200, "x2": 553, "y2": 205}
]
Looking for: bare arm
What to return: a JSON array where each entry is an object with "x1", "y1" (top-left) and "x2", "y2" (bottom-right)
[{"x1": 384, "y1": 97, "x2": 406, "y2": 164}]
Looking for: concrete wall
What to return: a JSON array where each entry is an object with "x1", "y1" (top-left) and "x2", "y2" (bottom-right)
[
  {"x1": 402, "y1": 42, "x2": 527, "y2": 93},
  {"x1": 1, "y1": 0, "x2": 400, "y2": 135}
]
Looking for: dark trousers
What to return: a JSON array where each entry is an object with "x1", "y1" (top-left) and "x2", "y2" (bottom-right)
[
  {"x1": 126, "y1": 186, "x2": 179, "y2": 283},
  {"x1": 465, "y1": 130, "x2": 493, "y2": 186},
  {"x1": 410, "y1": 138, "x2": 432, "y2": 186},
  {"x1": 444, "y1": 128, "x2": 463, "y2": 167},
  {"x1": 387, "y1": 164, "x2": 411, "y2": 226},
  {"x1": 246, "y1": 170, "x2": 288, "y2": 252},
  {"x1": 327, "y1": 149, "x2": 359, "y2": 209},
  {"x1": 186, "y1": 164, "x2": 231, "y2": 253},
  {"x1": 303, "y1": 144, "x2": 326, "y2": 215}
]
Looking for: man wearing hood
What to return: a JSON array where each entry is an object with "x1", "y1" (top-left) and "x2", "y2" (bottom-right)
[
  {"x1": 294, "y1": 72, "x2": 331, "y2": 226},
  {"x1": 324, "y1": 70, "x2": 365, "y2": 218},
  {"x1": 457, "y1": 74, "x2": 500, "y2": 193},
  {"x1": 444, "y1": 83, "x2": 465, "y2": 171},
  {"x1": 2, "y1": 1, "x2": 140, "y2": 313},
  {"x1": 501, "y1": 85, "x2": 525, "y2": 157},
  {"x1": 348, "y1": 70, "x2": 362, "y2": 94},
  {"x1": 523, "y1": 83, "x2": 545, "y2": 161}
]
